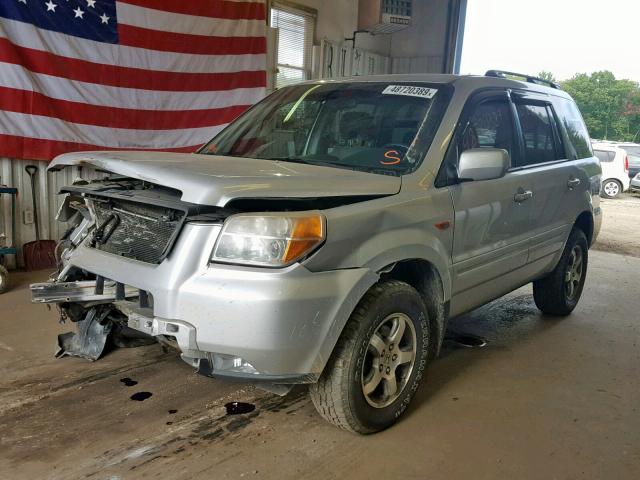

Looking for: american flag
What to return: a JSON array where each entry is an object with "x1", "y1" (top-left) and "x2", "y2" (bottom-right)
[{"x1": 0, "y1": 0, "x2": 267, "y2": 161}]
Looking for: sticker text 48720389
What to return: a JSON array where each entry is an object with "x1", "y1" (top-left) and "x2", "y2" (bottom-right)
[{"x1": 382, "y1": 85, "x2": 438, "y2": 99}]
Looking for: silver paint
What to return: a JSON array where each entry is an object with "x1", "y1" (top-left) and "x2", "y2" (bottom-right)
[{"x1": 36, "y1": 74, "x2": 602, "y2": 382}]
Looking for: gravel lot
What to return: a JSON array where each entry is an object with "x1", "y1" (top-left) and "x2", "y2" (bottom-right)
[{"x1": 593, "y1": 192, "x2": 640, "y2": 258}]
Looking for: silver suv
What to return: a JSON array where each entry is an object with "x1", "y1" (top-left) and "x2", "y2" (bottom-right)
[{"x1": 33, "y1": 72, "x2": 602, "y2": 434}]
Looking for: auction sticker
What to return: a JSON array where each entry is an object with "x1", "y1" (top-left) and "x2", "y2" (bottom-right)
[{"x1": 382, "y1": 85, "x2": 438, "y2": 99}]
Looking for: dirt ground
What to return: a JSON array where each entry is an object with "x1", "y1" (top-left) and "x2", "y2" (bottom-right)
[
  {"x1": 1, "y1": 206, "x2": 639, "y2": 479},
  {"x1": 593, "y1": 192, "x2": 640, "y2": 257}
]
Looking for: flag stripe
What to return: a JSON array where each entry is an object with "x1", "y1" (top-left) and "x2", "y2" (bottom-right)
[
  {"x1": 0, "y1": 0, "x2": 266, "y2": 161},
  {"x1": 116, "y1": 2, "x2": 266, "y2": 37},
  {"x1": 0, "y1": 110, "x2": 225, "y2": 149},
  {"x1": 0, "y1": 38, "x2": 266, "y2": 92},
  {"x1": 118, "y1": 0, "x2": 266, "y2": 20},
  {"x1": 0, "y1": 134, "x2": 198, "y2": 162},
  {"x1": 0, "y1": 87, "x2": 249, "y2": 130},
  {"x1": 118, "y1": 24, "x2": 267, "y2": 55},
  {"x1": 1, "y1": 62, "x2": 266, "y2": 112},
  {"x1": 0, "y1": 18, "x2": 267, "y2": 74}
]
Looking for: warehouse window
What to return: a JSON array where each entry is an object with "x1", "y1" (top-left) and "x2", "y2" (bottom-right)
[{"x1": 271, "y1": 4, "x2": 315, "y2": 88}]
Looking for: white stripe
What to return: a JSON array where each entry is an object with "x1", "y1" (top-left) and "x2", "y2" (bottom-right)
[
  {"x1": 0, "y1": 18, "x2": 266, "y2": 74},
  {"x1": 0, "y1": 62, "x2": 266, "y2": 111},
  {"x1": 116, "y1": 2, "x2": 265, "y2": 38},
  {"x1": 0, "y1": 110, "x2": 225, "y2": 148}
]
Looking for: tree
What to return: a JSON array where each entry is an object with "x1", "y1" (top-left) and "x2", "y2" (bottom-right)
[
  {"x1": 560, "y1": 71, "x2": 640, "y2": 141},
  {"x1": 537, "y1": 71, "x2": 558, "y2": 84}
]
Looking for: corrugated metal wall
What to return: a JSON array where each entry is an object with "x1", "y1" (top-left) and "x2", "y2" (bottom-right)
[{"x1": 0, "y1": 157, "x2": 101, "y2": 269}]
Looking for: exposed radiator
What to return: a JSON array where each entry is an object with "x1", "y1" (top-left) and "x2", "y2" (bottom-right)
[{"x1": 90, "y1": 198, "x2": 186, "y2": 264}]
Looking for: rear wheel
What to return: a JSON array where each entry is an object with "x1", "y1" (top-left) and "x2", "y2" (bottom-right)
[
  {"x1": 533, "y1": 228, "x2": 588, "y2": 316},
  {"x1": 0, "y1": 264, "x2": 8, "y2": 294},
  {"x1": 309, "y1": 280, "x2": 430, "y2": 434},
  {"x1": 602, "y1": 179, "x2": 622, "y2": 198}
]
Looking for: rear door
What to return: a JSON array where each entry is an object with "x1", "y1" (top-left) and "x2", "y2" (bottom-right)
[
  {"x1": 511, "y1": 92, "x2": 583, "y2": 264},
  {"x1": 447, "y1": 90, "x2": 535, "y2": 314},
  {"x1": 594, "y1": 149, "x2": 616, "y2": 181}
]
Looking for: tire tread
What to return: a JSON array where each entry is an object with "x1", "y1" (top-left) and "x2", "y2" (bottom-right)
[
  {"x1": 309, "y1": 280, "x2": 416, "y2": 434},
  {"x1": 533, "y1": 228, "x2": 588, "y2": 316}
]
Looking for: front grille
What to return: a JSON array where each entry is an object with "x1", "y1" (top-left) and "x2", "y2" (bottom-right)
[{"x1": 90, "y1": 198, "x2": 186, "y2": 264}]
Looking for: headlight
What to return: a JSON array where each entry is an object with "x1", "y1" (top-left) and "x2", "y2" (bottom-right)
[{"x1": 211, "y1": 213, "x2": 325, "y2": 267}]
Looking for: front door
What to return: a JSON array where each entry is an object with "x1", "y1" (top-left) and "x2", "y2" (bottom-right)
[{"x1": 448, "y1": 91, "x2": 534, "y2": 315}]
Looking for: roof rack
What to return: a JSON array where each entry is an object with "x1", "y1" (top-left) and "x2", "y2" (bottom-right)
[{"x1": 485, "y1": 70, "x2": 561, "y2": 90}]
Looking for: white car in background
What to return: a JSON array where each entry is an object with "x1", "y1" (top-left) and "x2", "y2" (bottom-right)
[{"x1": 592, "y1": 142, "x2": 630, "y2": 198}]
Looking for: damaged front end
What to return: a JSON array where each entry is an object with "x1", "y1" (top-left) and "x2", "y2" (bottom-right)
[
  {"x1": 31, "y1": 167, "x2": 381, "y2": 396},
  {"x1": 32, "y1": 176, "x2": 227, "y2": 361}
]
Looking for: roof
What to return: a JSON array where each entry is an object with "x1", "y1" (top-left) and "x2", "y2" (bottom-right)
[{"x1": 295, "y1": 73, "x2": 571, "y2": 98}]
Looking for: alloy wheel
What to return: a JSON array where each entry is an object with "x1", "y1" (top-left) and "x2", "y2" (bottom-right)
[
  {"x1": 565, "y1": 245, "x2": 584, "y2": 300},
  {"x1": 361, "y1": 313, "x2": 417, "y2": 408},
  {"x1": 604, "y1": 181, "x2": 620, "y2": 197}
]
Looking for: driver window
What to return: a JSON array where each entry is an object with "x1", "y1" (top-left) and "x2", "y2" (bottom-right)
[{"x1": 460, "y1": 100, "x2": 514, "y2": 159}]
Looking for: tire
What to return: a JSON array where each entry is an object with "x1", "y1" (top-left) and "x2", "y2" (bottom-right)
[
  {"x1": 533, "y1": 228, "x2": 588, "y2": 316},
  {"x1": 0, "y1": 264, "x2": 8, "y2": 294},
  {"x1": 309, "y1": 280, "x2": 430, "y2": 434},
  {"x1": 602, "y1": 179, "x2": 622, "y2": 198}
]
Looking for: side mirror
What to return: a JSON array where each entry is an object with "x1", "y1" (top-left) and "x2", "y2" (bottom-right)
[{"x1": 458, "y1": 148, "x2": 511, "y2": 182}]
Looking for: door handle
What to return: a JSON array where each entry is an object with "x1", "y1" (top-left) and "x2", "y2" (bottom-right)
[
  {"x1": 514, "y1": 190, "x2": 533, "y2": 203},
  {"x1": 567, "y1": 178, "x2": 581, "y2": 189}
]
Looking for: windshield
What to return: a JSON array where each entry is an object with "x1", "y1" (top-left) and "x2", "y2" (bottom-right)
[{"x1": 199, "y1": 82, "x2": 451, "y2": 176}]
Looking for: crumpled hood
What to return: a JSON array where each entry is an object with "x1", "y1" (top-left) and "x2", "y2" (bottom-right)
[{"x1": 49, "y1": 151, "x2": 401, "y2": 207}]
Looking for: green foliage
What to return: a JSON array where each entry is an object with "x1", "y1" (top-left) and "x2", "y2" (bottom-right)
[
  {"x1": 538, "y1": 71, "x2": 558, "y2": 83},
  {"x1": 558, "y1": 71, "x2": 640, "y2": 142}
]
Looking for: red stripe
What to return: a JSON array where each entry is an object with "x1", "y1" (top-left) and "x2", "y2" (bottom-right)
[
  {"x1": 0, "y1": 134, "x2": 199, "y2": 162},
  {"x1": 118, "y1": 0, "x2": 266, "y2": 20},
  {"x1": 118, "y1": 24, "x2": 266, "y2": 55},
  {"x1": 0, "y1": 38, "x2": 267, "y2": 92},
  {"x1": 0, "y1": 86, "x2": 249, "y2": 130}
]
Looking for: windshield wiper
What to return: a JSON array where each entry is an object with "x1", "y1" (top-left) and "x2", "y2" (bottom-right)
[{"x1": 266, "y1": 157, "x2": 358, "y2": 171}]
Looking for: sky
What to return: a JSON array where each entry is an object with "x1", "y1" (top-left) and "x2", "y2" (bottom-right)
[{"x1": 459, "y1": 0, "x2": 640, "y2": 82}]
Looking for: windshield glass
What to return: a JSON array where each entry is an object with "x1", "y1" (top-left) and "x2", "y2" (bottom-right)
[{"x1": 199, "y1": 82, "x2": 451, "y2": 176}]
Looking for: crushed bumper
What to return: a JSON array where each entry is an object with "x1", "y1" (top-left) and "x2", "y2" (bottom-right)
[{"x1": 34, "y1": 222, "x2": 379, "y2": 381}]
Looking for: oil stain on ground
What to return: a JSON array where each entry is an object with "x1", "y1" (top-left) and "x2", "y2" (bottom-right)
[
  {"x1": 225, "y1": 402, "x2": 255, "y2": 415},
  {"x1": 130, "y1": 392, "x2": 152, "y2": 401},
  {"x1": 120, "y1": 377, "x2": 138, "y2": 387}
]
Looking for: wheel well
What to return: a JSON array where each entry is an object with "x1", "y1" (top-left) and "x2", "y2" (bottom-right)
[
  {"x1": 603, "y1": 178, "x2": 621, "y2": 184},
  {"x1": 380, "y1": 259, "x2": 448, "y2": 360},
  {"x1": 574, "y1": 211, "x2": 594, "y2": 246}
]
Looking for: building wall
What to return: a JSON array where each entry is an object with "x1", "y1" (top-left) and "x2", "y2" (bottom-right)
[
  {"x1": 288, "y1": 0, "x2": 391, "y2": 56},
  {"x1": 0, "y1": 0, "x2": 463, "y2": 271},
  {"x1": 0, "y1": 158, "x2": 103, "y2": 269},
  {"x1": 289, "y1": 0, "x2": 457, "y2": 75},
  {"x1": 390, "y1": 0, "x2": 452, "y2": 74}
]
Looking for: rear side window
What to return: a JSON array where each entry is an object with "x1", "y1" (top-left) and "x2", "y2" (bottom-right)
[
  {"x1": 624, "y1": 146, "x2": 640, "y2": 156},
  {"x1": 553, "y1": 98, "x2": 593, "y2": 159},
  {"x1": 594, "y1": 150, "x2": 615, "y2": 162},
  {"x1": 515, "y1": 104, "x2": 563, "y2": 166}
]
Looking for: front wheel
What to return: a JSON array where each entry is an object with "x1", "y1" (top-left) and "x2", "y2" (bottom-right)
[
  {"x1": 533, "y1": 228, "x2": 588, "y2": 316},
  {"x1": 309, "y1": 280, "x2": 430, "y2": 434},
  {"x1": 602, "y1": 179, "x2": 622, "y2": 198}
]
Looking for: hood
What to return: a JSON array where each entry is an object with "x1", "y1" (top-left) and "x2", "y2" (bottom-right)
[{"x1": 49, "y1": 151, "x2": 401, "y2": 207}]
